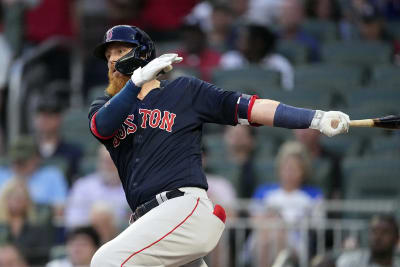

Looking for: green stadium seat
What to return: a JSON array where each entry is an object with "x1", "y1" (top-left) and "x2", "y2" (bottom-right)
[
  {"x1": 212, "y1": 67, "x2": 281, "y2": 96},
  {"x1": 343, "y1": 157, "x2": 400, "y2": 199},
  {"x1": 79, "y1": 156, "x2": 97, "y2": 176},
  {"x1": 322, "y1": 41, "x2": 392, "y2": 67},
  {"x1": 276, "y1": 40, "x2": 308, "y2": 65},
  {"x1": 310, "y1": 158, "x2": 332, "y2": 193},
  {"x1": 87, "y1": 85, "x2": 106, "y2": 105},
  {"x1": 156, "y1": 41, "x2": 181, "y2": 55},
  {"x1": 303, "y1": 19, "x2": 338, "y2": 42},
  {"x1": 61, "y1": 108, "x2": 98, "y2": 156},
  {"x1": 255, "y1": 158, "x2": 276, "y2": 183},
  {"x1": 264, "y1": 89, "x2": 331, "y2": 110},
  {"x1": 364, "y1": 135, "x2": 400, "y2": 158},
  {"x1": 370, "y1": 65, "x2": 400, "y2": 88},
  {"x1": 295, "y1": 64, "x2": 364, "y2": 93},
  {"x1": 171, "y1": 66, "x2": 201, "y2": 79},
  {"x1": 387, "y1": 22, "x2": 400, "y2": 40},
  {"x1": 320, "y1": 135, "x2": 363, "y2": 158},
  {"x1": 346, "y1": 88, "x2": 400, "y2": 114}
]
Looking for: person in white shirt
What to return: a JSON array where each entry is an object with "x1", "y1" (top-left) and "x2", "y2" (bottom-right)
[
  {"x1": 64, "y1": 146, "x2": 129, "y2": 228},
  {"x1": 252, "y1": 141, "x2": 324, "y2": 259}
]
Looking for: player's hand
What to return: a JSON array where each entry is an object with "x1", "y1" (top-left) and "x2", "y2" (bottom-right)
[
  {"x1": 131, "y1": 53, "x2": 183, "y2": 86},
  {"x1": 310, "y1": 110, "x2": 350, "y2": 137}
]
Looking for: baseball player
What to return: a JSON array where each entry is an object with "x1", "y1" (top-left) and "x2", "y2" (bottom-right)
[{"x1": 88, "y1": 25, "x2": 350, "y2": 267}]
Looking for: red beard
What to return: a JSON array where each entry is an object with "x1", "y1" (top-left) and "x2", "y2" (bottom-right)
[{"x1": 105, "y1": 68, "x2": 130, "y2": 96}]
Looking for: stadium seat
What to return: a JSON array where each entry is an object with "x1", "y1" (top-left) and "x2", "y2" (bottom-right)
[
  {"x1": 170, "y1": 66, "x2": 201, "y2": 79},
  {"x1": 276, "y1": 40, "x2": 308, "y2": 65},
  {"x1": 294, "y1": 64, "x2": 364, "y2": 93},
  {"x1": 79, "y1": 156, "x2": 97, "y2": 176},
  {"x1": 387, "y1": 22, "x2": 400, "y2": 40},
  {"x1": 255, "y1": 158, "x2": 276, "y2": 183},
  {"x1": 302, "y1": 19, "x2": 338, "y2": 42},
  {"x1": 265, "y1": 88, "x2": 331, "y2": 110},
  {"x1": 342, "y1": 157, "x2": 400, "y2": 199},
  {"x1": 310, "y1": 158, "x2": 332, "y2": 193},
  {"x1": 322, "y1": 41, "x2": 392, "y2": 67},
  {"x1": 364, "y1": 135, "x2": 400, "y2": 158},
  {"x1": 370, "y1": 65, "x2": 400, "y2": 88},
  {"x1": 320, "y1": 135, "x2": 363, "y2": 158},
  {"x1": 156, "y1": 41, "x2": 181, "y2": 55},
  {"x1": 212, "y1": 67, "x2": 281, "y2": 95},
  {"x1": 61, "y1": 108, "x2": 98, "y2": 156},
  {"x1": 87, "y1": 85, "x2": 106, "y2": 105},
  {"x1": 346, "y1": 88, "x2": 400, "y2": 114}
]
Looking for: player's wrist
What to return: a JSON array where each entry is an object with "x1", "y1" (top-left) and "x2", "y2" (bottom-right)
[{"x1": 309, "y1": 110, "x2": 325, "y2": 131}]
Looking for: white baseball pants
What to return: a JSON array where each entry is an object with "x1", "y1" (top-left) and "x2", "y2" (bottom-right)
[{"x1": 90, "y1": 187, "x2": 226, "y2": 267}]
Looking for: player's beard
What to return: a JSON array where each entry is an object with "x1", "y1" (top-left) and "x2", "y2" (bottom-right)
[{"x1": 105, "y1": 68, "x2": 131, "y2": 97}]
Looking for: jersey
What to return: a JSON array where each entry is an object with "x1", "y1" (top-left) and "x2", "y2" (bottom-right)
[{"x1": 88, "y1": 76, "x2": 256, "y2": 212}]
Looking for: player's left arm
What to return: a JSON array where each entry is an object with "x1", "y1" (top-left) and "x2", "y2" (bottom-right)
[{"x1": 249, "y1": 99, "x2": 350, "y2": 137}]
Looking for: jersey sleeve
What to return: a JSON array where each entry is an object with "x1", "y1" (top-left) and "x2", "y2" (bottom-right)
[
  {"x1": 188, "y1": 77, "x2": 258, "y2": 126},
  {"x1": 88, "y1": 95, "x2": 113, "y2": 141}
]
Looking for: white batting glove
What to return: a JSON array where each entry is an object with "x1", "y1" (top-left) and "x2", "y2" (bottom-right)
[
  {"x1": 131, "y1": 53, "x2": 183, "y2": 86},
  {"x1": 310, "y1": 110, "x2": 350, "y2": 137}
]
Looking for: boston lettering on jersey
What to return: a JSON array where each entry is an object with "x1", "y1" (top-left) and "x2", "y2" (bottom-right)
[{"x1": 112, "y1": 109, "x2": 176, "y2": 148}]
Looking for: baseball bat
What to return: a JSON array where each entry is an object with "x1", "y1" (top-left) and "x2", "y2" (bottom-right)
[{"x1": 349, "y1": 115, "x2": 400, "y2": 129}]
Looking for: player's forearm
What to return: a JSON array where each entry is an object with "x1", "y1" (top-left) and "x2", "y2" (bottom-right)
[
  {"x1": 94, "y1": 80, "x2": 140, "y2": 137},
  {"x1": 250, "y1": 99, "x2": 350, "y2": 137},
  {"x1": 250, "y1": 99, "x2": 315, "y2": 128}
]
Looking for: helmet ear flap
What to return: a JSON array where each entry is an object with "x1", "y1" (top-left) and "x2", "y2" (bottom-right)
[
  {"x1": 115, "y1": 43, "x2": 155, "y2": 75},
  {"x1": 115, "y1": 47, "x2": 146, "y2": 75}
]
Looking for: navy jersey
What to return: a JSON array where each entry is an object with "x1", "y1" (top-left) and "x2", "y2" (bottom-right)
[{"x1": 88, "y1": 76, "x2": 255, "y2": 211}]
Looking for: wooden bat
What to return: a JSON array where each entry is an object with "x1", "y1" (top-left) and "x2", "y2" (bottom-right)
[{"x1": 349, "y1": 115, "x2": 400, "y2": 129}]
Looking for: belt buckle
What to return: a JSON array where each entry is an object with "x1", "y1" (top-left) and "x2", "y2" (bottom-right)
[{"x1": 130, "y1": 204, "x2": 144, "y2": 224}]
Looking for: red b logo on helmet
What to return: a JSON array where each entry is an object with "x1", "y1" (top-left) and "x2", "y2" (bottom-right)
[{"x1": 106, "y1": 30, "x2": 113, "y2": 42}]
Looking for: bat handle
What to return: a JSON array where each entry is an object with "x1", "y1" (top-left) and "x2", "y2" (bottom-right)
[{"x1": 349, "y1": 119, "x2": 374, "y2": 127}]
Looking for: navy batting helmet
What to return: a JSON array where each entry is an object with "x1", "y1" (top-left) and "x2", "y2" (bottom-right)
[{"x1": 93, "y1": 25, "x2": 156, "y2": 75}]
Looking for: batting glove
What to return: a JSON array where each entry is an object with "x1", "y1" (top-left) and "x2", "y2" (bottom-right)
[
  {"x1": 310, "y1": 110, "x2": 350, "y2": 137},
  {"x1": 131, "y1": 53, "x2": 183, "y2": 86}
]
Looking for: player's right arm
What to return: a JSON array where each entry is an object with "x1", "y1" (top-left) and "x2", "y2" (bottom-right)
[
  {"x1": 250, "y1": 99, "x2": 350, "y2": 137},
  {"x1": 187, "y1": 77, "x2": 349, "y2": 137}
]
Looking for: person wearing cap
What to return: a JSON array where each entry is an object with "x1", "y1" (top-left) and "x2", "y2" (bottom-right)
[
  {"x1": 33, "y1": 97, "x2": 83, "y2": 186},
  {"x1": 0, "y1": 136, "x2": 68, "y2": 214}
]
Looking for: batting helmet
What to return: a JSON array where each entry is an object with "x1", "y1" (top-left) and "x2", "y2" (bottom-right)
[{"x1": 93, "y1": 25, "x2": 156, "y2": 75}]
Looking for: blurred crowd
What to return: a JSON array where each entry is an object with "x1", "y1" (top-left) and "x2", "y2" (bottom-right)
[{"x1": 0, "y1": 0, "x2": 399, "y2": 266}]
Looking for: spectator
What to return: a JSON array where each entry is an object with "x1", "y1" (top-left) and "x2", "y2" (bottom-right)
[
  {"x1": 337, "y1": 214, "x2": 400, "y2": 267},
  {"x1": 243, "y1": 207, "x2": 298, "y2": 267},
  {"x1": 0, "y1": 136, "x2": 68, "y2": 216},
  {"x1": 252, "y1": 141, "x2": 324, "y2": 255},
  {"x1": 208, "y1": 3, "x2": 236, "y2": 52},
  {"x1": 46, "y1": 226, "x2": 100, "y2": 267},
  {"x1": 294, "y1": 129, "x2": 342, "y2": 198},
  {"x1": 65, "y1": 145, "x2": 128, "y2": 228},
  {"x1": 89, "y1": 203, "x2": 119, "y2": 244},
  {"x1": 24, "y1": 0, "x2": 79, "y2": 45},
  {"x1": 202, "y1": 146, "x2": 238, "y2": 267},
  {"x1": 0, "y1": 179, "x2": 54, "y2": 266},
  {"x1": 224, "y1": 125, "x2": 258, "y2": 198},
  {"x1": 278, "y1": 0, "x2": 321, "y2": 62},
  {"x1": 176, "y1": 22, "x2": 221, "y2": 82},
  {"x1": 0, "y1": 244, "x2": 28, "y2": 267},
  {"x1": 357, "y1": 5, "x2": 400, "y2": 58},
  {"x1": 33, "y1": 97, "x2": 83, "y2": 186},
  {"x1": 311, "y1": 252, "x2": 337, "y2": 267},
  {"x1": 305, "y1": 0, "x2": 342, "y2": 22},
  {"x1": 123, "y1": 0, "x2": 198, "y2": 41},
  {"x1": 220, "y1": 24, "x2": 294, "y2": 90}
]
